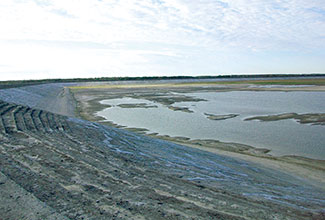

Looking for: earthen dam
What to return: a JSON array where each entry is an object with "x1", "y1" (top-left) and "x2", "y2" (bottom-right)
[{"x1": 0, "y1": 83, "x2": 324, "y2": 219}]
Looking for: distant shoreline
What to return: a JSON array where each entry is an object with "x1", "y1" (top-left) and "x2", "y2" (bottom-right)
[{"x1": 1, "y1": 73, "x2": 325, "y2": 89}]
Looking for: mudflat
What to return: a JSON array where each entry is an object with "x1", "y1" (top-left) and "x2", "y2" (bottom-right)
[
  {"x1": 70, "y1": 79, "x2": 325, "y2": 189},
  {"x1": 0, "y1": 81, "x2": 325, "y2": 219}
]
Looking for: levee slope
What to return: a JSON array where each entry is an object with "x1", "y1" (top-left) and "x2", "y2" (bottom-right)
[{"x1": 0, "y1": 85, "x2": 324, "y2": 219}]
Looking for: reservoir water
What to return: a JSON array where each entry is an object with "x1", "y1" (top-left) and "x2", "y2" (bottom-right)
[{"x1": 97, "y1": 91, "x2": 325, "y2": 160}]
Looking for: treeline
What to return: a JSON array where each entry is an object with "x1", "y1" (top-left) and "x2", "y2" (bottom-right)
[{"x1": 1, "y1": 73, "x2": 325, "y2": 89}]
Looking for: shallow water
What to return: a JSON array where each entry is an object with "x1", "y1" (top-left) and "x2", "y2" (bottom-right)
[{"x1": 97, "y1": 91, "x2": 325, "y2": 160}]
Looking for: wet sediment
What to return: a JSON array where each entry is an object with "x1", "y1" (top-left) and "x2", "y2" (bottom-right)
[
  {"x1": 71, "y1": 83, "x2": 325, "y2": 189},
  {"x1": 1, "y1": 99, "x2": 325, "y2": 219},
  {"x1": 1, "y1": 83, "x2": 325, "y2": 219}
]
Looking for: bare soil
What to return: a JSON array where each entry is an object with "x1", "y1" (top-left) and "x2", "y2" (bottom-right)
[
  {"x1": 1, "y1": 82, "x2": 325, "y2": 219},
  {"x1": 70, "y1": 82, "x2": 325, "y2": 190}
]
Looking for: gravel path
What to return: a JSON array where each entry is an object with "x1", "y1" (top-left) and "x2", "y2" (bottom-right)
[{"x1": 0, "y1": 83, "x2": 76, "y2": 117}]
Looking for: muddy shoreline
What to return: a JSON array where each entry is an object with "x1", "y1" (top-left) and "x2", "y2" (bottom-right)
[
  {"x1": 245, "y1": 112, "x2": 325, "y2": 125},
  {"x1": 70, "y1": 82, "x2": 325, "y2": 190},
  {"x1": 1, "y1": 82, "x2": 325, "y2": 219}
]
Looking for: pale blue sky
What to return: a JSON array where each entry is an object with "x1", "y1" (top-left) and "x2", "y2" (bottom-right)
[{"x1": 0, "y1": 0, "x2": 324, "y2": 80}]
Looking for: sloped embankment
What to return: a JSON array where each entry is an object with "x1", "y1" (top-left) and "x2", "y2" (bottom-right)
[{"x1": 0, "y1": 84, "x2": 325, "y2": 219}]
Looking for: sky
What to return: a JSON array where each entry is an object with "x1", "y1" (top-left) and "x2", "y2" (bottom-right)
[{"x1": 0, "y1": 0, "x2": 325, "y2": 81}]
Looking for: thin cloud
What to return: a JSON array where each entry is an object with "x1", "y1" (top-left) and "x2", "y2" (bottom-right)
[
  {"x1": 1, "y1": 0, "x2": 324, "y2": 49},
  {"x1": 0, "y1": 0, "x2": 324, "y2": 80}
]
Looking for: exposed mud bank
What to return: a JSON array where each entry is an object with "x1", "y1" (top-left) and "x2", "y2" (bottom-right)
[
  {"x1": 1, "y1": 99, "x2": 325, "y2": 219},
  {"x1": 70, "y1": 82, "x2": 325, "y2": 190},
  {"x1": 245, "y1": 113, "x2": 325, "y2": 125},
  {"x1": 1, "y1": 82, "x2": 325, "y2": 219},
  {"x1": 204, "y1": 113, "x2": 239, "y2": 121}
]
